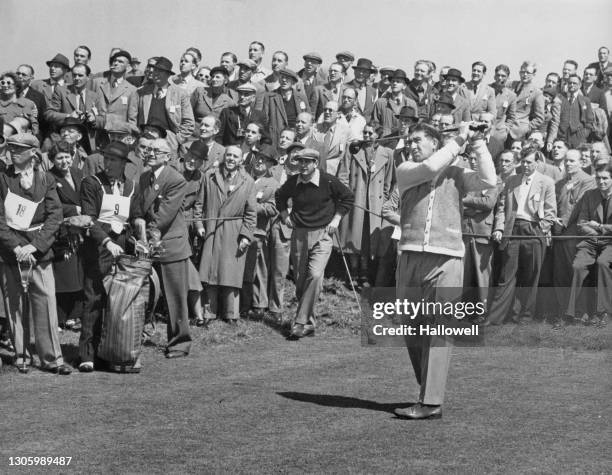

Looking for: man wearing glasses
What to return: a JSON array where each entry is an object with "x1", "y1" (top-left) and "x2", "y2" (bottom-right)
[
  {"x1": 509, "y1": 60, "x2": 545, "y2": 142},
  {"x1": 131, "y1": 138, "x2": 193, "y2": 358},
  {"x1": 309, "y1": 100, "x2": 351, "y2": 175},
  {"x1": 275, "y1": 148, "x2": 354, "y2": 339}
]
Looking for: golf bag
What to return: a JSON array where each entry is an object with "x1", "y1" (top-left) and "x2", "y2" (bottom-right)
[{"x1": 98, "y1": 255, "x2": 152, "y2": 373}]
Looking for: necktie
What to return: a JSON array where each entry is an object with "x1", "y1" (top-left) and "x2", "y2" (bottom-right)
[
  {"x1": 79, "y1": 92, "x2": 85, "y2": 112},
  {"x1": 515, "y1": 84, "x2": 523, "y2": 96}
]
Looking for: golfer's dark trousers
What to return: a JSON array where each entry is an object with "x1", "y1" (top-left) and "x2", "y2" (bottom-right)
[
  {"x1": 488, "y1": 219, "x2": 545, "y2": 324},
  {"x1": 79, "y1": 256, "x2": 108, "y2": 365},
  {"x1": 566, "y1": 240, "x2": 612, "y2": 316}
]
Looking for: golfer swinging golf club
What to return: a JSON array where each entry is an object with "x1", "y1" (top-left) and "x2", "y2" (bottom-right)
[{"x1": 393, "y1": 122, "x2": 495, "y2": 419}]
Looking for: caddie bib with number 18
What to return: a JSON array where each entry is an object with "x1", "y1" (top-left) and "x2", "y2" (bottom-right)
[{"x1": 4, "y1": 189, "x2": 43, "y2": 231}]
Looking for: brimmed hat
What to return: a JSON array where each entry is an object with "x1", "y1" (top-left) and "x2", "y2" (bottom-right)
[
  {"x1": 395, "y1": 106, "x2": 418, "y2": 121},
  {"x1": 59, "y1": 116, "x2": 88, "y2": 137},
  {"x1": 257, "y1": 144, "x2": 278, "y2": 163},
  {"x1": 379, "y1": 67, "x2": 394, "y2": 76},
  {"x1": 443, "y1": 68, "x2": 465, "y2": 83},
  {"x1": 131, "y1": 57, "x2": 141, "y2": 64},
  {"x1": 6, "y1": 133, "x2": 39, "y2": 149},
  {"x1": 103, "y1": 141, "x2": 130, "y2": 160},
  {"x1": 303, "y1": 52, "x2": 323, "y2": 64},
  {"x1": 336, "y1": 51, "x2": 355, "y2": 62},
  {"x1": 139, "y1": 122, "x2": 167, "y2": 139},
  {"x1": 391, "y1": 69, "x2": 409, "y2": 83},
  {"x1": 294, "y1": 148, "x2": 320, "y2": 161},
  {"x1": 286, "y1": 142, "x2": 306, "y2": 155},
  {"x1": 110, "y1": 50, "x2": 132, "y2": 64},
  {"x1": 237, "y1": 59, "x2": 257, "y2": 70},
  {"x1": 210, "y1": 66, "x2": 229, "y2": 77},
  {"x1": 353, "y1": 58, "x2": 376, "y2": 72},
  {"x1": 46, "y1": 53, "x2": 70, "y2": 69},
  {"x1": 236, "y1": 83, "x2": 258, "y2": 94},
  {"x1": 152, "y1": 56, "x2": 174, "y2": 75},
  {"x1": 106, "y1": 120, "x2": 140, "y2": 136},
  {"x1": 436, "y1": 92, "x2": 456, "y2": 109},
  {"x1": 186, "y1": 141, "x2": 209, "y2": 160},
  {"x1": 278, "y1": 68, "x2": 299, "y2": 82}
]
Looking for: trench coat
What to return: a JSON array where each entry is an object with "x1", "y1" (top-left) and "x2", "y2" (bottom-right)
[
  {"x1": 197, "y1": 167, "x2": 256, "y2": 287},
  {"x1": 337, "y1": 144, "x2": 394, "y2": 257}
]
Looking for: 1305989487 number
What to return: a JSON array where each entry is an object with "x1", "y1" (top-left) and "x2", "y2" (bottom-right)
[{"x1": 9, "y1": 456, "x2": 72, "y2": 466}]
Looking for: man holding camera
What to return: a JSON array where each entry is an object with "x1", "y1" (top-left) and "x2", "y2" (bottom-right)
[{"x1": 46, "y1": 64, "x2": 105, "y2": 154}]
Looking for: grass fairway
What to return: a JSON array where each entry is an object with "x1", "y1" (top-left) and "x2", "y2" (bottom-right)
[{"x1": 0, "y1": 279, "x2": 610, "y2": 473}]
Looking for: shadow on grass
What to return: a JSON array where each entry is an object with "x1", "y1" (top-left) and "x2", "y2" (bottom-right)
[{"x1": 277, "y1": 391, "x2": 415, "y2": 414}]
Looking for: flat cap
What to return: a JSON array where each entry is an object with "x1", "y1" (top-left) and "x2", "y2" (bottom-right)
[
  {"x1": 110, "y1": 50, "x2": 132, "y2": 64},
  {"x1": 303, "y1": 52, "x2": 323, "y2": 63},
  {"x1": 294, "y1": 148, "x2": 320, "y2": 161},
  {"x1": 6, "y1": 133, "x2": 39, "y2": 148},
  {"x1": 236, "y1": 82, "x2": 258, "y2": 93},
  {"x1": 107, "y1": 120, "x2": 140, "y2": 136},
  {"x1": 210, "y1": 66, "x2": 229, "y2": 77},
  {"x1": 286, "y1": 142, "x2": 306, "y2": 154},
  {"x1": 103, "y1": 141, "x2": 130, "y2": 160},
  {"x1": 237, "y1": 59, "x2": 257, "y2": 70},
  {"x1": 335, "y1": 51, "x2": 355, "y2": 61},
  {"x1": 131, "y1": 57, "x2": 141, "y2": 64},
  {"x1": 395, "y1": 106, "x2": 418, "y2": 120},
  {"x1": 278, "y1": 68, "x2": 299, "y2": 82},
  {"x1": 436, "y1": 92, "x2": 456, "y2": 109}
]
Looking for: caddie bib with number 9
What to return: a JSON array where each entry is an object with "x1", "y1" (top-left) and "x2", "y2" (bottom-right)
[
  {"x1": 93, "y1": 176, "x2": 134, "y2": 233},
  {"x1": 4, "y1": 189, "x2": 43, "y2": 231}
]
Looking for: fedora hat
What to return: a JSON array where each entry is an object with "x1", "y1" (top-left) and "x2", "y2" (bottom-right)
[
  {"x1": 46, "y1": 53, "x2": 70, "y2": 69},
  {"x1": 395, "y1": 106, "x2": 418, "y2": 121},
  {"x1": 353, "y1": 58, "x2": 376, "y2": 72},
  {"x1": 443, "y1": 68, "x2": 465, "y2": 83},
  {"x1": 59, "y1": 116, "x2": 89, "y2": 137},
  {"x1": 391, "y1": 69, "x2": 409, "y2": 83},
  {"x1": 152, "y1": 56, "x2": 175, "y2": 75}
]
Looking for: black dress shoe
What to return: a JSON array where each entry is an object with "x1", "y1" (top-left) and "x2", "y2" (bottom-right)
[
  {"x1": 288, "y1": 323, "x2": 315, "y2": 340},
  {"x1": 45, "y1": 364, "x2": 72, "y2": 375},
  {"x1": 394, "y1": 403, "x2": 442, "y2": 420}
]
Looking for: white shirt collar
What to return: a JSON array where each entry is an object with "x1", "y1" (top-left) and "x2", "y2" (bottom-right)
[
  {"x1": 153, "y1": 165, "x2": 165, "y2": 179},
  {"x1": 296, "y1": 168, "x2": 320, "y2": 186}
]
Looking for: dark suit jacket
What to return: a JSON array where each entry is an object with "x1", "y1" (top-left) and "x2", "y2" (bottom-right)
[
  {"x1": 298, "y1": 68, "x2": 327, "y2": 112},
  {"x1": 554, "y1": 170, "x2": 596, "y2": 234},
  {"x1": 24, "y1": 87, "x2": 48, "y2": 138},
  {"x1": 576, "y1": 188, "x2": 612, "y2": 241},
  {"x1": 556, "y1": 95, "x2": 594, "y2": 140},
  {"x1": 582, "y1": 84, "x2": 608, "y2": 112},
  {"x1": 49, "y1": 167, "x2": 83, "y2": 218},
  {"x1": 30, "y1": 79, "x2": 67, "y2": 107},
  {"x1": 493, "y1": 171, "x2": 557, "y2": 249},
  {"x1": 587, "y1": 60, "x2": 612, "y2": 88},
  {"x1": 262, "y1": 89, "x2": 311, "y2": 147},
  {"x1": 217, "y1": 106, "x2": 268, "y2": 146},
  {"x1": 404, "y1": 81, "x2": 436, "y2": 121},
  {"x1": 0, "y1": 167, "x2": 62, "y2": 263},
  {"x1": 131, "y1": 165, "x2": 191, "y2": 263}
]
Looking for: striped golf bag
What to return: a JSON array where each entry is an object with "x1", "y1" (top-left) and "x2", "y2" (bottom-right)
[{"x1": 98, "y1": 255, "x2": 155, "y2": 373}]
